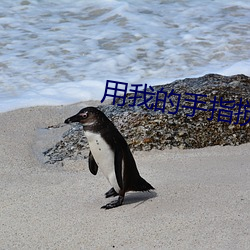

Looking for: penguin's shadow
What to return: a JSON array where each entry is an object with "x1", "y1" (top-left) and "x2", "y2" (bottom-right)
[{"x1": 122, "y1": 191, "x2": 157, "y2": 208}]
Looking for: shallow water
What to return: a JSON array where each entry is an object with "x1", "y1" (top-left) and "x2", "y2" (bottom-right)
[{"x1": 0, "y1": 0, "x2": 249, "y2": 112}]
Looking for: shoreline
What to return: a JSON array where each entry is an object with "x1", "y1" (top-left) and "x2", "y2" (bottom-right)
[{"x1": 0, "y1": 101, "x2": 250, "y2": 249}]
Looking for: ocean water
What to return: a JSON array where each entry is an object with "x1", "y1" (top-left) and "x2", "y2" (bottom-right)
[{"x1": 0, "y1": 0, "x2": 250, "y2": 112}]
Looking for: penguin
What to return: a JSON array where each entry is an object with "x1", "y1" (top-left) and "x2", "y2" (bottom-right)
[{"x1": 64, "y1": 107, "x2": 154, "y2": 209}]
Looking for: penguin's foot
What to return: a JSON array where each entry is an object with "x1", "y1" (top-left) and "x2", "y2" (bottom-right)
[
  {"x1": 101, "y1": 196, "x2": 124, "y2": 209},
  {"x1": 105, "y1": 187, "x2": 118, "y2": 198}
]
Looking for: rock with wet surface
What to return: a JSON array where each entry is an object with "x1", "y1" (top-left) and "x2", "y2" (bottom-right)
[{"x1": 43, "y1": 74, "x2": 250, "y2": 164}]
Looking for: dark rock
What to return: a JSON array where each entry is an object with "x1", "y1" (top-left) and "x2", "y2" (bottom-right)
[{"x1": 43, "y1": 74, "x2": 250, "y2": 164}]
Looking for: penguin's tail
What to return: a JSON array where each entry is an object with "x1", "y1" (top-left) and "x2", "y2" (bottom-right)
[{"x1": 132, "y1": 176, "x2": 154, "y2": 192}]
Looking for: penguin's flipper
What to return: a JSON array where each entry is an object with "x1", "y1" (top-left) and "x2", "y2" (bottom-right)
[
  {"x1": 88, "y1": 151, "x2": 98, "y2": 175},
  {"x1": 101, "y1": 196, "x2": 124, "y2": 209},
  {"x1": 105, "y1": 187, "x2": 118, "y2": 198},
  {"x1": 114, "y1": 146, "x2": 124, "y2": 190}
]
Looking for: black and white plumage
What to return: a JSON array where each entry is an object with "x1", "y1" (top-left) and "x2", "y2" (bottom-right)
[{"x1": 65, "y1": 107, "x2": 154, "y2": 209}]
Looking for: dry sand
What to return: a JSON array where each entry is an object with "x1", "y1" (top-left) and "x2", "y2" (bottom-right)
[{"x1": 0, "y1": 101, "x2": 249, "y2": 249}]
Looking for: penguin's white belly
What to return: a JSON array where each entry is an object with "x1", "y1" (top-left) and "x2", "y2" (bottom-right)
[{"x1": 85, "y1": 131, "x2": 120, "y2": 193}]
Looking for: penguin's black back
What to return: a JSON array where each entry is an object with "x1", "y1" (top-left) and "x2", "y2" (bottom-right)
[{"x1": 98, "y1": 114, "x2": 154, "y2": 192}]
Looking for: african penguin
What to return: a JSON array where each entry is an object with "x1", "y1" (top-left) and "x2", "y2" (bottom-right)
[{"x1": 65, "y1": 106, "x2": 154, "y2": 209}]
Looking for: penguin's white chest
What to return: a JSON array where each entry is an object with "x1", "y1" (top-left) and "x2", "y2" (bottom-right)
[{"x1": 85, "y1": 131, "x2": 120, "y2": 192}]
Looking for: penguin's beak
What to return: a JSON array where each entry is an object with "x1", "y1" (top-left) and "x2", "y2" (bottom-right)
[{"x1": 64, "y1": 114, "x2": 81, "y2": 124}]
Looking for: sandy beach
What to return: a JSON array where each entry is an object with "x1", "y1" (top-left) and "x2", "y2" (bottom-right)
[{"x1": 0, "y1": 101, "x2": 249, "y2": 249}]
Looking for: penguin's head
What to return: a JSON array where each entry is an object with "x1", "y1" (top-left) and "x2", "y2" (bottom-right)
[{"x1": 65, "y1": 107, "x2": 108, "y2": 129}]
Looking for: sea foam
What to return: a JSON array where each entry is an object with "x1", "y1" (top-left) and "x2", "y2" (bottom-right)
[{"x1": 0, "y1": 0, "x2": 249, "y2": 112}]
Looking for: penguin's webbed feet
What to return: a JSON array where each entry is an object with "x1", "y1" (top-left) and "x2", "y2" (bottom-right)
[
  {"x1": 105, "y1": 187, "x2": 118, "y2": 198},
  {"x1": 101, "y1": 196, "x2": 124, "y2": 209}
]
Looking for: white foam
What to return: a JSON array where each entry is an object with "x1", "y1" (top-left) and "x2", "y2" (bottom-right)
[
  {"x1": 0, "y1": 0, "x2": 249, "y2": 112},
  {"x1": 218, "y1": 60, "x2": 250, "y2": 76}
]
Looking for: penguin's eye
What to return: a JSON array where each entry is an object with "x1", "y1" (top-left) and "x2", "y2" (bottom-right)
[{"x1": 79, "y1": 112, "x2": 88, "y2": 119}]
